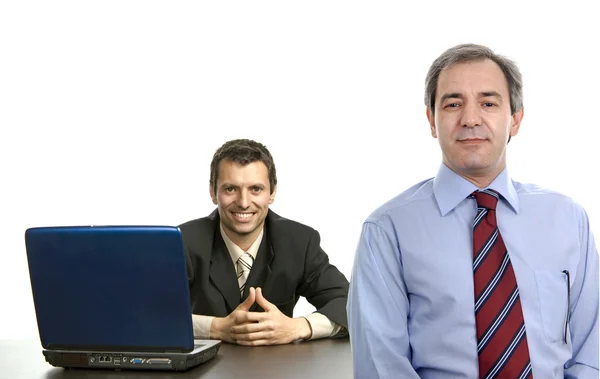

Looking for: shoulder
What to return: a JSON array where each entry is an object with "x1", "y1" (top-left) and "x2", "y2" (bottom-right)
[
  {"x1": 365, "y1": 178, "x2": 435, "y2": 226},
  {"x1": 513, "y1": 180, "x2": 591, "y2": 230},
  {"x1": 514, "y1": 180, "x2": 585, "y2": 212},
  {"x1": 266, "y1": 210, "x2": 317, "y2": 238},
  {"x1": 178, "y1": 210, "x2": 219, "y2": 238}
]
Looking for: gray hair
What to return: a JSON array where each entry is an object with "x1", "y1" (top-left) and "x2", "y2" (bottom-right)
[{"x1": 424, "y1": 43, "x2": 523, "y2": 116}]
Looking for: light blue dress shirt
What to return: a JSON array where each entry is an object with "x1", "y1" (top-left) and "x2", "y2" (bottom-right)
[{"x1": 347, "y1": 164, "x2": 599, "y2": 378}]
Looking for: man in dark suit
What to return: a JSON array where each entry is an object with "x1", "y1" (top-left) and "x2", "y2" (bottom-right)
[{"x1": 179, "y1": 139, "x2": 349, "y2": 346}]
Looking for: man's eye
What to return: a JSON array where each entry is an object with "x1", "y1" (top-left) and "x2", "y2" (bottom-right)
[
  {"x1": 446, "y1": 103, "x2": 460, "y2": 108},
  {"x1": 251, "y1": 187, "x2": 262, "y2": 193},
  {"x1": 483, "y1": 102, "x2": 496, "y2": 107},
  {"x1": 225, "y1": 187, "x2": 235, "y2": 193}
]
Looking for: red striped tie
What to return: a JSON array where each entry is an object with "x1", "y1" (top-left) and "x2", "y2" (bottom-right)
[{"x1": 472, "y1": 190, "x2": 533, "y2": 379}]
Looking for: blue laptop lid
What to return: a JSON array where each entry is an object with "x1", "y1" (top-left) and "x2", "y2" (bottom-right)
[{"x1": 24, "y1": 226, "x2": 194, "y2": 352}]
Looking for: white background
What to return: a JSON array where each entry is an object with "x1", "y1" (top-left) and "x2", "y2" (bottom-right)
[{"x1": 1, "y1": 1, "x2": 598, "y2": 339}]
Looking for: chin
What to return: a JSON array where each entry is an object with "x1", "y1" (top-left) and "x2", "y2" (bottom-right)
[
  {"x1": 462, "y1": 162, "x2": 489, "y2": 170},
  {"x1": 235, "y1": 226, "x2": 257, "y2": 235},
  {"x1": 454, "y1": 156, "x2": 491, "y2": 170},
  {"x1": 225, "y1": 222, "x2": 251, "y2": 233}
]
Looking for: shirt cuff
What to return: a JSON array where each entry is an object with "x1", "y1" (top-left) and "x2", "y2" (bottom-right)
[
  {"x1": 192, "y1": 314, "x2": 215, "y2": 339},
  {"x1": 304, "y1": 312, "x2": 343, "y2": 340}
]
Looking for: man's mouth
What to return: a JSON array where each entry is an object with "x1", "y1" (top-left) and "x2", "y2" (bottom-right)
[{"x1": 232, "y1": 212, "x2": 255, "y2": 220}]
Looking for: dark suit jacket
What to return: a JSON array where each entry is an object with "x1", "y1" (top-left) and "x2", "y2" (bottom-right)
[{"x1": 179, "y1": 209, "x2": 349, "y2": 330}]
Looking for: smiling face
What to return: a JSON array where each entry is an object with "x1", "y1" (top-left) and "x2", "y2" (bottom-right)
[
  {"x1": 427, "y1": 59, "x2": 523, "y2": 186},
  {"x1": 210, "y1": 159, "x2": 276, "y2": 249}
]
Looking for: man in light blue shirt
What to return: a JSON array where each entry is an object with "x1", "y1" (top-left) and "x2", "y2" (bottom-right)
[{"x1": 347, "y1": 43, "x2": 599, "y2": 378}]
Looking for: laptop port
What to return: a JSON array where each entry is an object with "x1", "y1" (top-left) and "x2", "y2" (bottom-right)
[
  {"x1": 147, "y1": 358, "x2": 171, "y2": 365},
  {"x1": 130, "y1": 358, "x2": 143, "y2": 364},
  {"x1": 99, "y1": 356, "x2": 112, "y2": 363}
]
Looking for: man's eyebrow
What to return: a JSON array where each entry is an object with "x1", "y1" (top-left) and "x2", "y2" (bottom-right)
[
  {"x1": 439, "y1": 91, "x2": 503, "y2": 104},
  {"x1": 480, "y1": 91, "x2": 502, "y2": 98},
  {"x1": 220, "y1": 183, "x2": 266, "y2": 189},
  {"x1": 439, "y1": 93, "x2": 463, "y2": 103},
  {"x1": 220, "y1": 183, "x2": 238, "y2": 188}
]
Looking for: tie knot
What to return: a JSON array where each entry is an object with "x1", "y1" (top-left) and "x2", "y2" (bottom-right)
[{"x1": 472, "y1": 189, "x2": 499, "y2": 210}]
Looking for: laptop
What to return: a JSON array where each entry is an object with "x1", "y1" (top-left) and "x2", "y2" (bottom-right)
[{"x1": 24, "y1": 225, "x2": 221, "y2": 371}]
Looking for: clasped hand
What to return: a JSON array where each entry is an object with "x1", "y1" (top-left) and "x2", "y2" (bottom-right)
[{"x1": 210, "y1": 287, "x2": 311, "y2": 346}]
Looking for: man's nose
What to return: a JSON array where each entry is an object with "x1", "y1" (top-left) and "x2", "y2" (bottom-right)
[
  {"x1": 236, "y1": 190, "x2": 250, "y2": 208},
  {"x1": 461, "y1": 102, "x2": 482, "y2": 128}
]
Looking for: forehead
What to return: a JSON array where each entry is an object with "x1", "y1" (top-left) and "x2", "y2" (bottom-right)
[
  {"x1": 436, "y1": 59, "x2": 509, "y2": 99},
  {"x1": 216, "y1": 159, "x2": 270, "y2": 186}
]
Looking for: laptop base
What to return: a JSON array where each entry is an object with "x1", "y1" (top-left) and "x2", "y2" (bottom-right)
[{"x1": 42, "y1": 341, "x2": 221, "y2": 371}]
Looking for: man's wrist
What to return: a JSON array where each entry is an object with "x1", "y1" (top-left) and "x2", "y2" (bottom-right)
[
  {"x1": 209, "y1": 317, "x2": 222, "y2": 340},
  {"x1": 296, "y1": 317, "x2": 313, "y2": 340},
  {"x1": 192, "y1": 314, "x2": 215, "y2": 339}
]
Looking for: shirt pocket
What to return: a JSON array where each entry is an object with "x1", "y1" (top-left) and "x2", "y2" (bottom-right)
[{"x1": 534, "y1": 270, "x2": 569, "y2": 343}]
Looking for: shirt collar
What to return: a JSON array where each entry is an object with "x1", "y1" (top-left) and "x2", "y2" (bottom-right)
[
  {"x1": 219, "y1": 224, "x2": 264, "y2": 262},
  {"x1": 433, "y1": 163, "x2": 519, "y2": 216}
]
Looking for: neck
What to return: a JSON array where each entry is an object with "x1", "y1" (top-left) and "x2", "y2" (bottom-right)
[
  {"x1": 444, "y1": 161, "x2": 506, "y2": 189},
  {"x1": 221, "y1": 223, "x2": 264, "y2": 252}
]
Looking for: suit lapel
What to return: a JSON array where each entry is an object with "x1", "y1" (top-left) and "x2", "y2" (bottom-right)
[{"x1": 208, "y1": 230, "x2": 240, "y2": 311}]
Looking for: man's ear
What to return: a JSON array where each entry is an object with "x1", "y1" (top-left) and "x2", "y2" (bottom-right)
[
  {"x1": 510, "y1": 108, "x2": 524, "y2": 137},
  {"x1": 209, "y1": 186, "x2": 218, "y2": 205},
  {"x1": 426, "y1": 108, "x2": 437, "y2": 138},
  {"x1": 269, "y1": 185, "x2": 277, "y2": 205}
]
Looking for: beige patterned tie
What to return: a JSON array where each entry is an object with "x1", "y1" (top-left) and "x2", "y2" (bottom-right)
[{"x1": 236, "y1": 252, "x2": 254, "y2": 299}]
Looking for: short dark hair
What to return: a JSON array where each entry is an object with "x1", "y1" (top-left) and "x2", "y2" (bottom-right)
[
  {"x1": 424, "y1": 43, "x2": 523, "y2": 116},
  {"x1": 210, "y1": 139, "x2": 277, "y2": 194}
]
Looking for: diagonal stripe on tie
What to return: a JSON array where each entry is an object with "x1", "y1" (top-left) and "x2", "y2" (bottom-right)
[
  {"x1": 473, "y1": 228, "x2": 499, "y2": 271},
  {"x1": 485, "y1": 322, "x2": 528, "y2": 378},
  {"x1": 473, "y1": 213, "x2": 497, "y2": 257},
  {"x1": 473, "y1": 208, "x2": 488, "y2": 229},
  {"x1": 516, "y1": 361, "x2": 533, "y2": 379},
  {"x1": 239, "y1": 260, "x2": 252, "y2": 270},
  {"x1": 472, "y1": 190, "x2": 532, "y2": 379},
  {"x1": 476, "y1": 267, "x2": 524, "y2": 343},
  {"x1": 237, "y1": 252, "x2": 254, "y2": 298},
  {"x1": 477, "y1": 286, "x2": 519, "y2": 352},
  {"x1": 474, "y1": 236, "x2": 509, "y2": 298},
  {"x1": 475, "y1": 253, "x2": 511, "y2": 312}
]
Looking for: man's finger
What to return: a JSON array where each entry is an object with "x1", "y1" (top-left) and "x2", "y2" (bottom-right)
[
  {"x1": 236, "y1": 287, "x2": 256, "y2": 311},
  {"x1": 236, "y1": 338, "x2": 273, "y2": 346},
  {"x1": 243, "y1": 311, "x2": 271, "y2": 323},
  {"x1": 255, "y1": 287, "x2": 276, "y2": 312},
  {"x1": 231, "y1": 322, "x2": 268, "y2": 334},
  {"x1": 232, "y1": 330, "x2": 272, "y2": 341}
]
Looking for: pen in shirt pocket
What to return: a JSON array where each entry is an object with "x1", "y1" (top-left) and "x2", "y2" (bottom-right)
[{"x1": 562, "y1": 269, "x2": 571, "y2": 344}]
